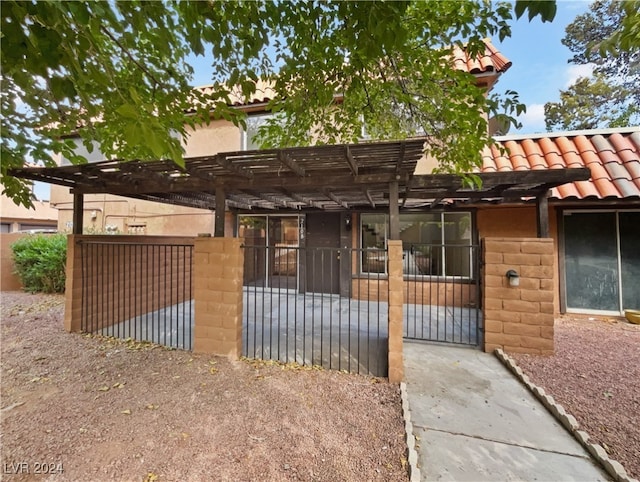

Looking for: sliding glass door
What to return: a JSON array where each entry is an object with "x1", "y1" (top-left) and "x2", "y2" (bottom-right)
[{"x1": 563, "y1": 210, "x2": 640, "y2": 314}]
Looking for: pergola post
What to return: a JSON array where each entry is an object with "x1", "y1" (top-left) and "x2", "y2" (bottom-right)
[
  {"x1": 214, "y1": 187, "x2": 226, "y2": 237},
  {"x1": 72, "y1": 193, "x2": 84, "y2": 235},
  {"x1": 389, "y1": 181, "x2": 400, "y2": 240},
  {"x1": 536, "y1": 190, "x2": 550, "y2": 238}
]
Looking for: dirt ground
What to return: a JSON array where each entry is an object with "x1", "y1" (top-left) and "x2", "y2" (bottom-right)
[
  {"x1": 0, "y1": 292, "x2": 408, "y2": 482},
  {"x1": 511, "y1": 314, "x2": 640, "y2": 480},
  {"x1": 4, "y1": 291, "x2": 639, "y2": 481}
]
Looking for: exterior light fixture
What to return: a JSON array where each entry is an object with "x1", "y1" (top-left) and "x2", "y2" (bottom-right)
[{"x1": 506, "y1": 269, "x2": 520, "y2": 287}]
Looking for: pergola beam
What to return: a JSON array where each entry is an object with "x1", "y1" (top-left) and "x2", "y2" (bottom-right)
[
  {"x1": 278, "y1": 152, "x2": 305, "y2": 177},
  {"x1": 363, "y1": 189, "x2": 376, "y2": 208},
  {"x1": 7, "y1": 142, "x2": 591, "y2": 212},
  {"x1": 344, "y1": 146, "x2": 359, "y2": 176},
  {"x1": 324, "y1": 189, "x2": 349, "y2": 209}
]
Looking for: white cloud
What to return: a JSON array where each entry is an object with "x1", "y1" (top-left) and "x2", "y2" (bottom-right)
[
  {"x1": 565, "y1": 64, "x2": 595, "y2": 87},
  {"x1": 516, "y1": 103, "x2": 546, "y2": 133}
]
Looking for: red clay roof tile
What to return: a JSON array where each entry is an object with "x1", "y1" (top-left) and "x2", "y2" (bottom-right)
[
  {"x1": 520, "y1": 139, "x2": 547, "y2": 170},
  {"x1": 490, "y1": 127, "x2": 640, "y2": 201},
  {"x1": 538, "y1": 137, "x2": 567, "y2": 168},
  {"x1": 197, "y1": 40, "x2": 510, "y2": 107}
]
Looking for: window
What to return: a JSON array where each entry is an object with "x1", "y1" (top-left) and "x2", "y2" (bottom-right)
[
  {"x1": 242, "y1": 113, "x2": 273, "y2": 151},
  {"x1": 360, "y1": 212, "x2": 473, "y2": 277}
]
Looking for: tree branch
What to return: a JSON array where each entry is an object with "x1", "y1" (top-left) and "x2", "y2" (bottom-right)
[{"x1": 99, "y1": 26, "x2": 164, "y2": 90}]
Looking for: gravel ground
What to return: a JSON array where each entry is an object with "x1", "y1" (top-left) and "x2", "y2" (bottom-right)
[
  {"x1": 0, "y1": 292, "x2": 408, "y2": 482},
  {"x1": 511, "y1": 314, "x2": 640, "y2": 480}
]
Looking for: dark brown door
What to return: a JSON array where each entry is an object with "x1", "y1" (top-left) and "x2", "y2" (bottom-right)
[{"x1": 305, "y1": 213, "x2": 341, "y2": 294}]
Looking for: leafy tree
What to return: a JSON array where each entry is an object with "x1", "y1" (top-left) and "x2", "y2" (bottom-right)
[
  {"x1": 1, "y1": 1, "x2": 552, "y2": 208},
  {"x1": 597, "y1": 0, "x2": 640, "y2": 54},
  {"x1": 545, "y1": 74, "x2": 637, "y2": 131},
  {"x1": 545, "y1": 0, "x2": 639, "y2": 131}
]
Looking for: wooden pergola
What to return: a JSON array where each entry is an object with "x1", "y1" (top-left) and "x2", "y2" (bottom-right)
[{"x1": 10, "y1": 139, "x2": 590, "y2": 238}]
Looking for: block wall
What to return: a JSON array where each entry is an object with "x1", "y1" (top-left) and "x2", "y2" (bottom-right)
[
  {"x1": 477, "y1": 206, "x2": 561, "y2": 314},
  {"x1": 64, "y1": 235, "x2": 194, "y2": 333},
  {"x1": 483, "y1": 237, "x2": 555, "y2": 355},
  {"x1": 0, "y1": 233, "x2": 27, "y2": 291},
  {"x1": 193, "y1": 237, "x2": 244, "y2": 358},
  {"x1": 351, "y1": 278, "x2": 476, "y2": 307},
  {"x1": 387, "y1": 240, "x2": 404, "y2": 383}
]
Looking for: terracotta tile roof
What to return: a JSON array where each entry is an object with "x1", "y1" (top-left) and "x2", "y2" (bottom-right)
[
  {"x1": 483, "y1": 127, "x2": 640, "y2": 201},
  {"x1": 451, "y1": 39, "x2": 512, "y2": 75},
  {"x1": 195, "y1": 80, "x2": 276, "y2": 107},
  {"x1": 195, "y1": 39, "x2": 510, "y2": 107}
]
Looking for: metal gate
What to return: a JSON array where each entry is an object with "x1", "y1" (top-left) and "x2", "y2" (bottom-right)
[
  {"x1": 78, "y1": 240, "x2": 194, "y2": 350},
  {"x1": 241, "y1": 245, "x2": 389, "y2": 376},
  {"x1": 402, "y1": 243, "x2": 482, "y2": 346}
]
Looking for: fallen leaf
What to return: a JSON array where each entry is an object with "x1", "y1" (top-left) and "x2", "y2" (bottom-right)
[
  {"x1": 121, "y1": 409, "x2": 131, "y2": 415},
  {"x1": 209, "y1": 367, "x2": 218, "y2": 374},
  {"x1": 146, "y1": 404, "x2": 159, "y2": 410},
  {"x1": 144, "y1": 472, "x2": 158, "y2": 482},
  {"x1": 1, "y1": 401, "x2": 26, "y2": 412},
  {"x1": 113, "y1": 382, "x2": 125, "y2": 389},
  {"x1": 98, "y1": 386, "x2": 110, "y2": 392}
]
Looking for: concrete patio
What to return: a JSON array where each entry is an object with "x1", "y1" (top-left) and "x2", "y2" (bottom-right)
[{"x1": 101, "y1": 289, "x2": 481, "y2": 377}]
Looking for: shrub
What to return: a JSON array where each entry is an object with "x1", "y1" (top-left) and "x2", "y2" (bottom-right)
[{"x1": 11, "y1": 234, "x2": 67, "y2": 293}]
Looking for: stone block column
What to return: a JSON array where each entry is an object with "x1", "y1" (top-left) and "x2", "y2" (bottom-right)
[
  {"x1": 64, "y1": 235, "x2": 82, "y2": 333},
  {"x1": 387, "y1": 240, "x2": 404, "y2": 383},
  {"x1": 483, "y1": 237, "x2": 555, "y2": 355},
  {"x1": 193, "y1": 237, "x2": 244, "y2": 358}
]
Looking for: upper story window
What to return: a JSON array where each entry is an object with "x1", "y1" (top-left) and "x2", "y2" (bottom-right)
[
  {"x1": 242, "y1": 113, "x2": 273, "y2": 151},
  {"x1": 359, "y1": 101, "x2": 428, "y2": 142},
  {"x1": 360, "y1": 212, "x2": 474, "y2": 278}
]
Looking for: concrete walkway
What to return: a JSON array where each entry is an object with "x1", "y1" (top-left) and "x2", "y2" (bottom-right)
[{"x1": 403, "y1": 342, "x2": 609, "y2": 481}]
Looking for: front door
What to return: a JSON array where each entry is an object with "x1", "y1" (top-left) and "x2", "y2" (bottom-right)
[{"x1": 305, "y1": 212, "x2": 341, "y2": 294}]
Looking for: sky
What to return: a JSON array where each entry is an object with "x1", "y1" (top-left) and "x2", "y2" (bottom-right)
[{"x1": 494, "y1": 1, "x2": 592, "y2": 134}]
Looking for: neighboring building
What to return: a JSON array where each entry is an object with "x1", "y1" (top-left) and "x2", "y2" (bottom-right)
[
  {"x1": 0, "y1": 192, "x2": 59, "y2": 291},
  {"x1": 0, "y1": 192, "x2": 58, "y2": 233}
]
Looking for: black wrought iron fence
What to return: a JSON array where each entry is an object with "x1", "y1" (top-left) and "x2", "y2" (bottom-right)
[
  {"x1": 241, "y1": 245, "x2": 389, "y2": 376},
  {"x1": 79, "y1": 240, "x2": 194, "y2": 350},
  {"x1": 402, "y1": 243, "x2": 482, "y2": 346}
]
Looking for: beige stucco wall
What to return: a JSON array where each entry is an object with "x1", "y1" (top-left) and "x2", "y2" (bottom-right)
[
  {"x1": 50, "y1": 119, "x2": 243, "y2": 236},
  {"x1": 183, "y1": 120, "x2": 241, "y2": 157},
  {"x1": 51, "y1": 191, "x2": 215, "y2": 236}
]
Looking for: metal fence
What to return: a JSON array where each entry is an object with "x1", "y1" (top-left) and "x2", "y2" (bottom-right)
[
  {"x1": 79, "y1": 240, "x2": 194, "y2": 350},
  {"x1": 402, "y1": 243, "x2": 482, "y2": 346},
  {"x1": 242, "y1": 246, "x2": 389, "y2": 376}
]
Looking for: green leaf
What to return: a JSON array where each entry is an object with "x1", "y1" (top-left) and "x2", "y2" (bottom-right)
[{"x1": 116, "y1": 104, "x2": 139, "y2": 120}]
